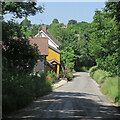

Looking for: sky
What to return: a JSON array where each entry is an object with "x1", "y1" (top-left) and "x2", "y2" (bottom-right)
[{"x1": 4, "y1": 2, "x2": 106, "y2": 25}]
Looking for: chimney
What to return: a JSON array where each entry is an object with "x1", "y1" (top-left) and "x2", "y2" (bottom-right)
[{"x1": 42, "y1": 25, "x2": 47, "y2": 32}]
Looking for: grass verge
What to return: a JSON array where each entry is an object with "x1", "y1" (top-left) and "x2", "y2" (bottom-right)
[{"x1": 89, "y1": 66, "x2": 120, "y2": 105}]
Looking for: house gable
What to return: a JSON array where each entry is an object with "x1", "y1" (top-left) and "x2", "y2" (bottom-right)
[
  {"x1": 35, "y1": 25, "x2": 61, "y2": 49},
  {"x1": 46, "y1": 47, "x2": 60, "y2": 64},
  {"x1": 35, "y1": 30, "x2": 59, "y2": 49}
]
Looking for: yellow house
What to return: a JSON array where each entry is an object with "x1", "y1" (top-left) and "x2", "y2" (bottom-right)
[
  {"x1": 35, "y1": 25, "x2": 61, "y2": 77},
  {"x1": 46, "y1": 45, "x2": 61, "y2": 77}
]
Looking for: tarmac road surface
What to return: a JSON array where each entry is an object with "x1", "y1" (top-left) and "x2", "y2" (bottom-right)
[{"x1": 7, "y1": 72, "x2": 120, "y2": 119}]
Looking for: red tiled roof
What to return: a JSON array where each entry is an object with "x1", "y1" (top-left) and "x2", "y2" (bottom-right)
[{"x1": 29, "y1": 37, "x2": 48, "y2": 55}]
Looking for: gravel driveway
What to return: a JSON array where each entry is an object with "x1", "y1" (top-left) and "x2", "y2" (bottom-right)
[{"x1": 7, "y1": 72, "x2": 120, "y2": 119}]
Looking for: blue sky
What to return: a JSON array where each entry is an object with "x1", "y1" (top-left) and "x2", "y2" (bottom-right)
[{"x1": 4, "y1": 2, "x2": 106, "y2": 25}]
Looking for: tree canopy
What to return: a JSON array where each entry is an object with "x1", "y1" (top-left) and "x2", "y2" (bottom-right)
[
  {"x1": 68, "y1": 19, "x2": 77, "y2": 25},
  {"x1": 2, "y1": 2, "x2": 44, "y2": 73},
  {"x1": 2, "y1": 2, "x2": 44, "y2": 18},
  {"x1": 52, "y1": 18, "x2": 59, "y2": 24}
]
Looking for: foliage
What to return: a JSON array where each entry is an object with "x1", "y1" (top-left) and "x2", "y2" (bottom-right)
[
  {"x1": 102, "y1": 76, "x2": 119, "y2": 104},
  {"x1": 89, "y1": 66, "x2": 119, "y2": 104},
  {"x1": 52, "y1": 18, "x2": 59, "y2": 24},
  {"x1": 68, "y1": 19, "x2": 77, "y2": 25},
  {"x1": 2, "y1": 2, "x2": 50, "y2": 115},
  {"x1": 47, "y1": 70, "x2": 58, "y2": 83},
  {"x1": 66, "y1": 73, "x2": 73, "y2": 81},
  {"x1": 72, "y1": 69, "x2": 76, "y2": 73},
  {"x1": 89, "y1": 66, "x2": 98, "y2": 78},
  {"x1": 79, "y1": 66, "x2": 89, "y2": 72},
  {"x1": 2, "y1": 2, "x2": 45, "y2": 73},
  {"x1": 30, "y1": 24, "x2": 41, "y2": 37},
  {"x1": 48, "y1": 20, "x2": 95, "y2": 72},
  {"x1": 2, "y1": 2, "x2": 44, "y2": 18},
  {"x1": 61, "y1": 46, "x2": 75, "y2": 69},
  {"x1": 104, "y1": 2, "x2": 120, "y2": 23},
  {"x1": 20, "y1": 17, "x2": 31, "y2": 27},
  {"x1": 2, "y1": 21, "x2": 42, "y2": 73},
  {"x1": 60, "y1": 66, "x2": 73, "y2": 81},
  {"x1": 2, "y1": 71, "x2": 52, "y2": 114},
  {"x1": 20, "y1": 17, "x2": 42, "y2": 37},
  {"x1": 93, "y1": 69, "x2": 110, "y2": 84},
  {"x1": 66, "y1": 21, "x2": 89, "y2": 34},
  {"x1": 89, "y1": 8, "x2": 120, "y2": 76}
]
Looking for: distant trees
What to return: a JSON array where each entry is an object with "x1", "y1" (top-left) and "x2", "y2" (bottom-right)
[
  {"x1": 48, "y1": 20, "x2": 93, "y2": 71},
  {"x1": 48, "y1": 1, "x2": 120, "y2": 75},
  {"x1": 52, "y1": 18, "x2": 59, "y2": 24},
  {"x1": 68, "y1": 19, "x2": 77, "y2": 25},
  {"x1": 2, "y1": 2, "x2": 44, "y2": 18}
]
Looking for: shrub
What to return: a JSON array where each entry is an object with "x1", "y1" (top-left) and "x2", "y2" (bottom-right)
[
  {"x1": 60, "y1": 66, "x2": 73, "y2": 81},
  {"x1": 47, "y1": 70, "x2": 58, "y2": 83},
  {"x1": 2, "y1": 71, "x2": 52, "y2": 114},
  {"x1": 72, "y1": 69, "x2": 76, "y2": 73},
  {"x1": 89, "y1": 66, "x2": 98, "y2": 78},
  {"x1": 66, "y1": 73, "x2": 73, "y2": 81}
]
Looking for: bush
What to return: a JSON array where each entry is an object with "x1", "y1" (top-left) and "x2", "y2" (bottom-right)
[
  {"x1": 60, "y1": 66, "x2": 73, "y2": 81},
  {"x1": 47, "y1": 70, "x2": 58, "y2": 83},
  {"x1": 72, "y1": 69, "x2": 76, "y2": 73},
  {"x1": 66, "y1": 73, "x2": 73, "y2": 81},
  {"x1": 2, "y1": 71, "x2": 52, "y2": 114},
  {"x1": 89, "y1": 66, "x2": 98, "y2": 78}
]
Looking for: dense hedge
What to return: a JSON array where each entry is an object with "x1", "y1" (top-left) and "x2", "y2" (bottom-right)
[{"x1": 2, "y1": 72, "x2": 52, "y2": 114}]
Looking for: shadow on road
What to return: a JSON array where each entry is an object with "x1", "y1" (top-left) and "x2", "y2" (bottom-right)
[{"x1": 6, "y1": 91, "x2": 120, "y2": 119}]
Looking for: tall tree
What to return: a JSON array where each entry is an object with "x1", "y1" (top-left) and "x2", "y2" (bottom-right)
[
  {"x1": 89, "y1": 9, "x2": 120, "y2": 76},
  {"x1": 68, "y1": 19, "x2": 77, "y2": 25},
  {"x1": 52, "y1": 18, "x2": 59, "y2": 24},
  {"x1": 104, "y1": 1, "x2": 120, "y2": 23},
  {"x1": 2, "y1": 2, "x2": 44, "y2": 18},
  {"x1": 2, "y1": 2, "x2": 44, "y2": 73},
  {"x1": 20, "y1": 17, "x2": 31, "y2": 27}
]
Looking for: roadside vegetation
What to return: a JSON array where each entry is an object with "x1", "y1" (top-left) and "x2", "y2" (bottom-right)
[
  {"x1": 47, "y1": 70, "x2": 58, "y2": 83},
  {"x1": 2, "y1": 1, "x2": 120, "y2": 115},
  {"x1": 89, "y1": 66, "x2": 120, "y2": 105},
  {"x1": 3, "y1": 71, "x2": 52, "y2": 114},
  {"x1": 2, "y1": 2, "x2": 52, "y2": 115}
]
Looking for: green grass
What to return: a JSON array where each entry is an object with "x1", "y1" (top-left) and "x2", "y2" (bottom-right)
[
  {"x1": 102, "y1": 76, "x2": 119, "y2": 104},
  {"x1": 2, "y1": 72, "x2": 52, "y2": 114},
  {"x1": 93, "y1": 69, "x2": 109, "y2": 84},
  {"x1": 89, "y1": 66, "x2": 120, "y2": 105}
]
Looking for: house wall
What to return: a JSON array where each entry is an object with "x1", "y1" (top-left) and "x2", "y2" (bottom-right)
[
  {"x1": 41, "y1": 32, "x2": 58, "y2": 49},
  {"x1": 33, "y1": 59, "x2": 45, "y2": 73},
  {"x1": 35, "y1": 31, "x2": 58, "y2": 49},
  {"x1": 46, "y1": 48, "x2": 60, "y2": 62},
  {"x1": 46, "y1": 48, "x2": 60, "y2": 77}
]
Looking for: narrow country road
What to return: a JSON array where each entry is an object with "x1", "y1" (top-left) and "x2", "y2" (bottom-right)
[{"x1": 7, "y1": 72, "x2": 120, "y2": 119}]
